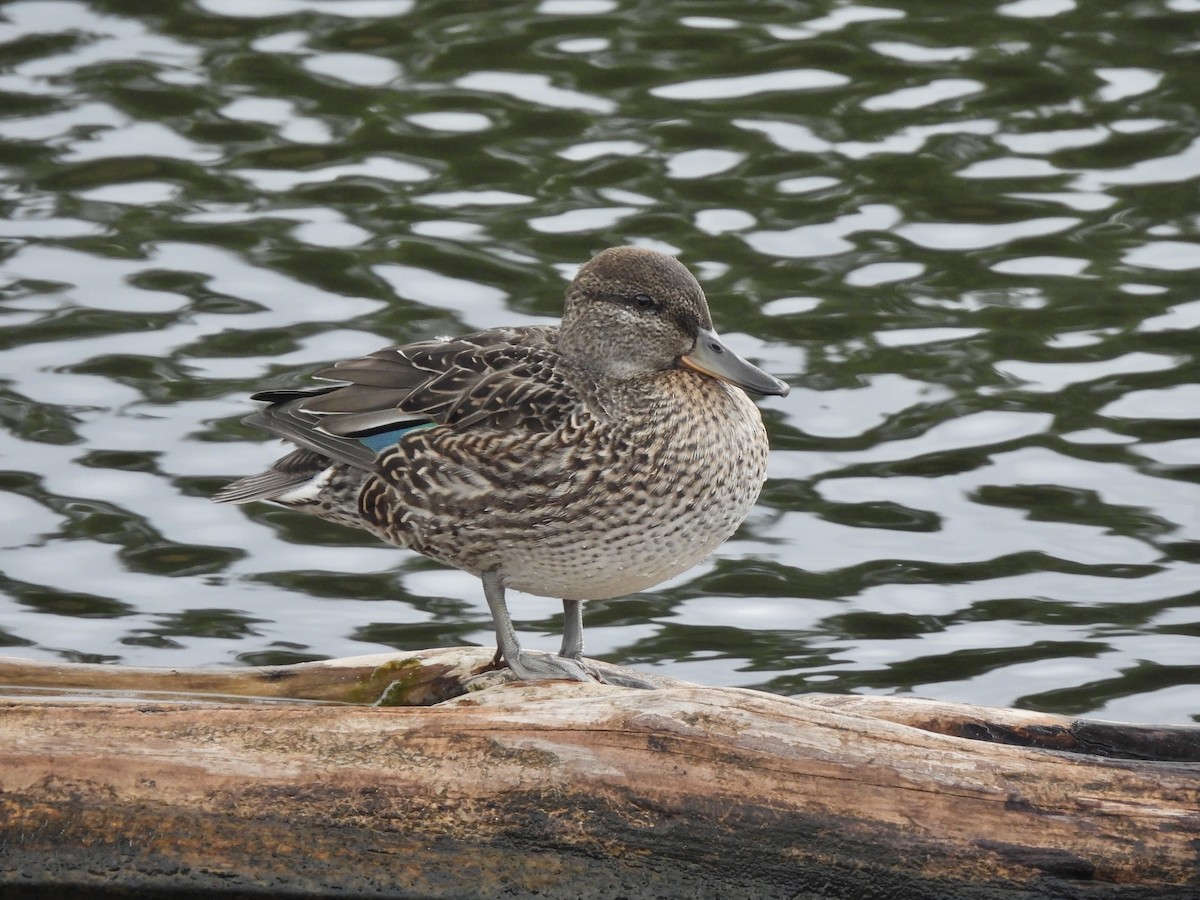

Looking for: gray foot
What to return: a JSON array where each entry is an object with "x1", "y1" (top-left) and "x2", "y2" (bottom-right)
[
  {"x1": 482, "y1": 572, "x2": 599, "y2": 683},
  {"x1": 506, "y1": 648, "x2": 599, "y2": 683},
  {"x1": 480, "y1": 573, "x2": 655, "y2": 687}
]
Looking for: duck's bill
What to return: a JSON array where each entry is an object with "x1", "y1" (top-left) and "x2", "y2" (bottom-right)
[{"x1": 681, "y1": 328, "x2": 790, "y2": 397}]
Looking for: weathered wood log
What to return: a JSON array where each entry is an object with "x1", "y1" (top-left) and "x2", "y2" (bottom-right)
[{"x1": 1, "y1": 649, "x2": 1197, "y2": 899}]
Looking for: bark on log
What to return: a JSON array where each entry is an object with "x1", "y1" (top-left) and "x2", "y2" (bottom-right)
[{"x1": 1, "y1": 649, "x2": 1197, "y2": 899}]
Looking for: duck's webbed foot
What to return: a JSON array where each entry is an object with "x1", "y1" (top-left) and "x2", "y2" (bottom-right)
[
  {"x1": 482, "y1": 572, "x2": 598, "y2": 683},
  {"x1": 481, "y1": 574, "x2": 655, "y2": 687},
  {"x1": 504, "y1": 648, "x2": 598, "y2": 683}
]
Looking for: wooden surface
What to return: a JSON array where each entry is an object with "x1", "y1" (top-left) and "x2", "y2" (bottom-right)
[{"x1": 1, "y1": 649, "x2": 1198, "y2": 899}]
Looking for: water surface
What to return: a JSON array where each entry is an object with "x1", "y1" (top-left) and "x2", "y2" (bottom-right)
[{"x1": 1, "y1": 0, "x2": 1199, "y2": 724}]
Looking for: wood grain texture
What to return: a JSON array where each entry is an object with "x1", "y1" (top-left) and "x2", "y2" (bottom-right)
[{"x1": 1, "y1": 649, "x2": 1197, "y2": 899}]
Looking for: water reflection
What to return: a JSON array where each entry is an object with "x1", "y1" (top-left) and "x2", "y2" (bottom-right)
[{"x1": 0, "y1": 0, "x2": 1198, "y2": 724}]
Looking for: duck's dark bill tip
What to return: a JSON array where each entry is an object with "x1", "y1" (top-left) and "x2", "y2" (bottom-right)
[
  {"x1": 756, "y1": 376, "x2": 790, "y2": 398},
  {"x1": 682, "y1": 329, "x2": 790, "y2": 397}
]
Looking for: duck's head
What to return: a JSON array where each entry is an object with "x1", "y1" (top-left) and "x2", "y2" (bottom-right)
[{"x1": 559, "y1": 246, "x2": 789, "y2": 396}]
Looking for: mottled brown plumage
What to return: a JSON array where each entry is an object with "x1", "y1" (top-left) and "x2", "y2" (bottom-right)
[{"x1": 214, "y1": 247, "x2": 788, "y2": 683}]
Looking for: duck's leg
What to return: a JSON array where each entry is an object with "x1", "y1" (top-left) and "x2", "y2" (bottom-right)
[
  {"x1": 558, "y1": 597, "x2": 659, "y2": 690},
  {"x1": 559, "y1": 598, "x2": 584, "y2": 660},
  {"x1": 481, "y1": 571, "x2": 595, "y2": 682}
]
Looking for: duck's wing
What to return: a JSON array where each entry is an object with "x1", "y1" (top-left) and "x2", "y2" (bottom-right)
[
  {"x1": 241, "y1": 325, "x2": 577, "y2": 470},
  {"x1": 306, "y1": 325, "x2": 574, "y2": 433},
  {"x1": 211, "y1": 387, "x2": 382, "y2": 503}
]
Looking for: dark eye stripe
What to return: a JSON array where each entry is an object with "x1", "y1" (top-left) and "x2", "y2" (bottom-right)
[{"x1": 592, "y1": 290, "x2": 660, "y2": 311}]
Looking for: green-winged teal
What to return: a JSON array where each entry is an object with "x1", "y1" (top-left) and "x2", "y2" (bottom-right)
[{"x1": 214, "y1": 247, "x2": 788, "y2": 683}]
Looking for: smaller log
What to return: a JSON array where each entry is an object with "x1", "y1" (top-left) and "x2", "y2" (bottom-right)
[{"x1": 1, "y1": 649, "x2": 1198, "y2": 899}]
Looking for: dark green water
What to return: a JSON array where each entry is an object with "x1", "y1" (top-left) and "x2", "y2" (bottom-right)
[{"x1": 1, "y1": 0, "x2": 1198, "y2": 723}]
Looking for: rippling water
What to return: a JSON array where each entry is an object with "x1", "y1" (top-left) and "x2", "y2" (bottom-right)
[{"x1": 1, "y1": 0, "x2": 1198, "y2": 724}]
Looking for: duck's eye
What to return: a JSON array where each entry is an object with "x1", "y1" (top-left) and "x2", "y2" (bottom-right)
[{"x1": 632, "y1": 292, "x2": 655, "y2": 310}]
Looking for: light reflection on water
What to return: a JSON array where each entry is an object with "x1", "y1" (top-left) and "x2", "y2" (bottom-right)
[{"x1": 0, "y1": 0, "x2": 1198, "y2": 725}]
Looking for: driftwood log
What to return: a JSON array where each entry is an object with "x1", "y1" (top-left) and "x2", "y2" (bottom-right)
[{"x1": 1, "y1": 649, "x2": 1197, "y2": 899}]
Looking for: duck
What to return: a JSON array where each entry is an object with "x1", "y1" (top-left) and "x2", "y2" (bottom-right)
[{"x1": 213, "y1": 246, "x2": 789, "y2": 684}]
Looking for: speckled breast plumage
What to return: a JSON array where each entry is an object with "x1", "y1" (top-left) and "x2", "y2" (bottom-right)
[{"x1": 369, "y1": 370, "x2": 766, "y2": 600}]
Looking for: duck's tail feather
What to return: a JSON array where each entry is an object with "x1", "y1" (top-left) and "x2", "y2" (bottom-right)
[{"x1": 212, "y1": 448, "x2": 330, "y2": 505}]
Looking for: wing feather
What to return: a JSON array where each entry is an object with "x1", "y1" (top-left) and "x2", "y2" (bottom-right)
[
  {"x1": 304, "y1": 326, "x2": 576, "y2": 438},
  {"x1": 233, "y1": 325, "x2": 580, "y2": 474}
]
